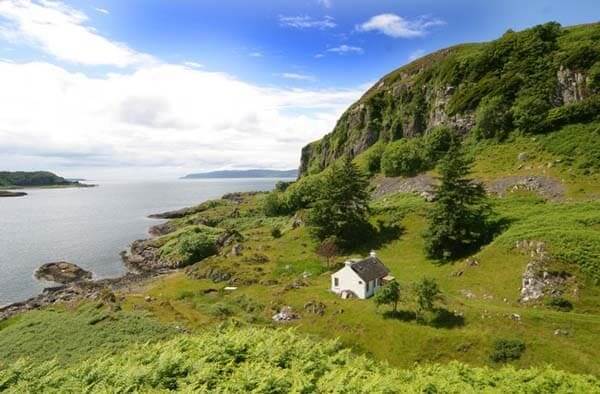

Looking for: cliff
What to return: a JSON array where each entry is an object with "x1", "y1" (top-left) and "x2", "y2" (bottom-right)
[{"x1": 299, "y1": 22, "x2": 600, "y2": 176}]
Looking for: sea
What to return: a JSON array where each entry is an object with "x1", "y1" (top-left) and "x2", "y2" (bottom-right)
[{"x1": 0, "y1": 179, "x2": 287, "y2": 306}]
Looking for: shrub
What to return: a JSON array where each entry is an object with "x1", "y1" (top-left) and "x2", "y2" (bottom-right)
[
  {"x1": 589, "y1": 61, "x2": 600, "y2": 92},
  {"x1": 262, "y1": 191, "x2": 288, "y2": 217},
  {"x1": 472, "y1": 95, "x2": 512, "y2": 140},
  {"x1": 159, "y1": 228, "x2": 219, "y2": 266},
  {"x1": 381, "y1": 138, "x2": 427, "y2": 177},
  {"x1": 546, "y1": 297, "x2": 573, "y2": 312},
  {"x1": 283, "y1": 173, "x2": 324, "y2": 212},
  {"x1": 364, "y1": 143, "x2": 386, "y2": 175},
  {"x1": 270, "y1": 227, "x2": 282, "y2": 238},
  {"x1": 489, "y1": 339, "x2": 526, "y2": 363},
  {"x1": 544, "y1": 95, "x2": 600, "y2": 131},
  {"x1": 422, "y1": 126, "x2": 456, "y2": 163},
  {"x1": 512, "y1": 92, "x2": 551, "y2": 133}
]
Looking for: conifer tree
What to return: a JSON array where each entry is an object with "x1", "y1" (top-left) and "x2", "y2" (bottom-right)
[
  {"x1": 424, "y1": 144, "x2": 491, "y2": 260},
  {"x1": 309, "y1": 156, "x2": 371, "y2": 248}
]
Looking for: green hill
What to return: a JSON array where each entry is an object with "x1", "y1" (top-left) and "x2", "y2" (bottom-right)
[
  {"x1": 0, "y1": 171, "x2": 77, "y2": 188},
  {"x1": 299, "y1": 22, "x2": 600, "y2": 177}
]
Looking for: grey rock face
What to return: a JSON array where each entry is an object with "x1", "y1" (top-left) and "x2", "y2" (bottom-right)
[{"x1": 556, "y1": 66, "x2": 589, "y2": 105}]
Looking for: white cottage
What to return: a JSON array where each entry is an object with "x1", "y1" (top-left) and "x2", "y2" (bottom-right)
[{"x1": 330, "y1": 251, "x2": 391, "y2": 299}]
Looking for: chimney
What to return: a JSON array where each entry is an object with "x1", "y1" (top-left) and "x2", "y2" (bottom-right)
[{"x1": 369, "y1": 250, "x2": 377, "y2": 258}]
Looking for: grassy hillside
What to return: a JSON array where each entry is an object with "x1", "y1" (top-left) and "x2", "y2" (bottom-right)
[{"x1": 2, "y1": 327, "x2": 598, "y2": 393}]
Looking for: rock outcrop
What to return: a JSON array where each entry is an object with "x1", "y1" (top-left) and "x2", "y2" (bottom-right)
[{"x1": 35, "y1": 262, "x2": 92, "y2": 284}]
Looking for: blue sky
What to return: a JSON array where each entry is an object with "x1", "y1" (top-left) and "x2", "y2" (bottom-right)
[{"x1": 0, "y1": 0, "x2": 598, "y2": 179}]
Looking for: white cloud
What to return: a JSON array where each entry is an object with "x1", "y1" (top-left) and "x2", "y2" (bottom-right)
[
  {"x1": 183, "y1": 61, "x2": 204, "y2": 69},
  {"x1": 277, "y1": 72, "x2": 316, "y2": 82},
  {"x1": 94, "y1": 7, "x2": 109, "y2": 15},
  {"x1": 0, "y1": 0, "x2": 153, "y2": 66},
  {"x1": 279, "y1": 15, "x2": 336, "y2": 29},
  {"x1": 408, "y1": 48, "x2": 425, "y2": 61},
  {"x1": 357, "y1": 14, "x2": 445, "y2": 38},
  {"x1": 0, "y1": 60, "x2": 363, "y2": 176},
  {"x1": 327, "y1": 44, "x2": 363, "y2": 55},
  {"x1": 314, "y1": 53, "x2": 325, "y2": 59},
  {"x1": 248, "y1": 51, "x2": 263, "y2": 57},
  {"x1": 317, "y1": 0, "x2": 332, "y2": 8}
]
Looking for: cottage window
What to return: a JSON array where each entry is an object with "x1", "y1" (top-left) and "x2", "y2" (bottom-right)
[{"x1": 334, "y1": 277, "x2": 339, "y2": 286}]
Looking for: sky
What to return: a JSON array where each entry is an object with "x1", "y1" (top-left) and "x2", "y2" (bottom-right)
[{"x1": 0, "y1": 0, "x2": 598, "y2": 180}]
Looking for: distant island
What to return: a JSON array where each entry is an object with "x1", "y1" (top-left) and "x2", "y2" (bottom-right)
[
  {"x1": 0, "y1": 171, "x2": 94, "y2": 193},
  {"x1": 181, "y1": 169, "x2": 298, "y2": 179}
]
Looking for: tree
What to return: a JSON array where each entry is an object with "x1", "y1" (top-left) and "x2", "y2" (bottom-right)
[
  {"x1": 316, "y1": 236, "x2": 340, "y2": 268},
  {"x1": 374, "y1": 280, "x2": 401, "y2": 312},
  {"x1": 381, "y1": 138, "x2": 427, "y2": 177},
  {"x1": 473, "y1": 95, "x2": 512, "y2": 140},
  {"x1": 308, "y1": 156, "x2": 372, "y2": 248},
  {"x1": 414, "y1": 278, "x2": 442, "y2": 313},
  {"x1": 424, "y1": 144, "x2": 492, "y2": 260}
]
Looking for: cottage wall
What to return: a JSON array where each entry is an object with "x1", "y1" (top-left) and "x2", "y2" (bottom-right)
[{"x1": 331, "y1": 265, "x2": 367, "y2": 299}]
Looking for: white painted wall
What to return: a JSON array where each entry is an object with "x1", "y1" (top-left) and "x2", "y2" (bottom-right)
[{"x1": 331, "y1": 264, "x2": 367, "y2": 299}]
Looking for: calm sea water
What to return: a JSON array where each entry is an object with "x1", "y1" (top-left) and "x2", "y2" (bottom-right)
[{"x1": 0, "y1": 179, "x2": 286, "y2": 306}]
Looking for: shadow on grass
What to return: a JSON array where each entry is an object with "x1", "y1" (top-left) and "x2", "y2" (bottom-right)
[
  {"x1": 382, "y1": 309, "x2": 416, "y2": 322},
  {"x1": 428, "y1": 308, "x2": 465, "y2": 329},
  {"x1": 352, "y1": 222, "x2": 405, "y2": 255}
]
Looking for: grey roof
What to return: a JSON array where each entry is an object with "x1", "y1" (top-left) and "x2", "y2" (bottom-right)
[{"x1": 350, "y1": 257, "x2": 390, "y2": 282}]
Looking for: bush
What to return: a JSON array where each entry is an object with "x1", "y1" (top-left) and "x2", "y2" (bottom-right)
[
  {"x1": 270, "y1": 227, "x2": 282, "y2": 238},
  {"x1": 544, "y1": 95, "x2": 600, "y2": 131},
  {"x1": 381, "y1": 138, "x2": 427, "y2": 177},
  {"x1": 512, "y1": 93, "x2": 551, "y2": 133},
  {"x1": 282, "y1": 173, "x2": 324, "y2": 212},
  {"x1": 589, "y1": 61, "x2": 600, "y2": 92},
  {"x1": 364, "y1": 143, "x2": 386, "y2": 175},
  {"x1": 489, "y1": 339, "x2": 526, "y2": 363},
  {"x1": 473, "y1": 95, "x2": 512, "y2": 140},
  {"x1": 262, "y1": 191, "x2": 288, "y2": 217},
  {"x1": 422, "y1": 126, "x2": 456, "y2": 163},
  {"x1": 546, "y1": 297, "x2": 573, "y2": 312},
  {"x1": 159, "y1": 228, "x2": 218, "y2": 266}
]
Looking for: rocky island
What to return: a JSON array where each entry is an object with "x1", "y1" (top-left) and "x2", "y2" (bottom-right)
[{"x1": 34, "y1": 262, "x2": 93, "y2": 284}]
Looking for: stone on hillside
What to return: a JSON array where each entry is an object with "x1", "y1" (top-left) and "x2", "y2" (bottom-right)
[
  {"x1": 272, "y1": 306, "x2": 298, "y2": 322},
  {"x1": 304, "y1": 300, "x2": 326, "y2": 316},
  {"x1": 517, "y1": 152, "x2": 529, "y2": 161},
  {"x1": 35, "y1": 261, "x2": 92, "y2": 284},
  {"x1": 230, "y1": 243, "x2": 243, "y2": 256}
]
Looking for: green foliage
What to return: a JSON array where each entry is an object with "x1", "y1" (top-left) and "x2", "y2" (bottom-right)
[
  {"x1": 262, "y1": 191, "x2": 288, "y2": 217},
  {"x1": 490, "y1": 339, "x2": 526, "y2": 363},
  {"x1": 414, "y1": 278, "x2": 442, "y2": 313},
  {"x1": 544, "y1": 95, "x2": 600, "y2": 131},
  {"x1": 308, "y1": 157, "x2": 372, "y2": 248},
  {"x1": 422, "y1": 126, "x2": 456, "y2": 163},
  {"x1": 364, "y1": 142, "x2": 386, "y2": 175},
  {"x1": 381, "y1": 138, "x2": 427, "y2": 177},
  {"x1": 374, "y1": 280, "x2": 401, "y2": 312},
  {"x1": 512, "y1": 92, "x2": 552, "y2": 133},
  {"x1": 282, "y1": 172, "x2": 324, "y2": 212},
  {"x1": 0, "y1": 304, "x2": 175, "y2": 365},
  {"x1": 159, "y1": 226, "x2": 219, "y2": 266},
  {"x1": 270, "y1": 226, "x2": 282, "y2": 239},
  {"x1": 589, "y1": 61, "x2": 600, "y2": 92},
  {"x1": 1, "y1": 328, "x2": 598, "y2": 392},
  {"x1": 473, "y1": 95, "x2": 512, "y2": 139},
  {"x1": 546, "y1": 297, "x2": 573, "y2": 312},
  {"x1": 424, "y1": 145, "x2": 492, "y2": 260}
]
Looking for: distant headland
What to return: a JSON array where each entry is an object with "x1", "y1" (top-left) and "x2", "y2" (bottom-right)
[
  {"x1": 181, "y1": 169, "x2": 298, "y2": 179},
  {"x1": 0, "y1": 171, "x2": 95, "y2": 197}
]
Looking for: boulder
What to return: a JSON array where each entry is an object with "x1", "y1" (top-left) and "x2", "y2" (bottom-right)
[
  {"x1": 35, "y1": 261, "x2": 92, "y2": 284},
  {"x1": 272, "y1": 306, "x2": 298, "y2": 322}
]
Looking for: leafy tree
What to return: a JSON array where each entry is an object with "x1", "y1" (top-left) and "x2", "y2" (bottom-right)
[
  {"x1": 308, "y1": 156, "x2": 371, "y2": 248},
  {"x1": 262, "y1": 191, "x2": 287, "y2": 217},
  {"x1": 374, "y1": 280, "x2": 401, "y2": 312},
  {"x1": 381, "y1": 138, "x2": 427, "y2": 177},
  {"x1": 414, "y1": 278, "x2": 442, "y2": 313},
  {"x1": 512, "y1": 92, "x2": 551, "y2": 133},
  {"x1": 422, "y1": 126, "x2": 456, "y2": 163},
  {"x1": 316, "y1": 236, "x2": 340, "y2": 268},
  {"x1": 424, "y1": 144, "x2": 492, "y2": 260},
  {"x1": 473, "y1": 95, "x2": 512, "y2": 140}
]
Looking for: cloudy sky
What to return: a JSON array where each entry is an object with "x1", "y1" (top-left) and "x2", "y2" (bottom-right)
[{"x1": 0, "y1": 1, "x2": 597, "y2": 179}]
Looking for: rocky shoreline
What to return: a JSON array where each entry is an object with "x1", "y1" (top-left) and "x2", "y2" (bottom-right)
[
  {"x1": 0, "y1": 208, "x2": 183, "y2": 321},
  {"x1": 0, "y1": 190, "x2": 28, "y2": 197}
]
